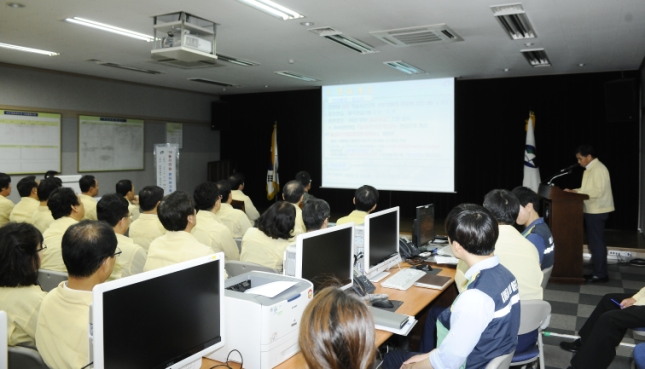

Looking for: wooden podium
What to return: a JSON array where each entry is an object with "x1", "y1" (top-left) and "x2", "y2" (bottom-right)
[{"x1": 538, "y1": 184, "x2": 589, "y2": 284}]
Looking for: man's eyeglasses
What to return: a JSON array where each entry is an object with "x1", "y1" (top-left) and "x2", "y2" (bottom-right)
[
  {"x1": 37, "y1": 244, "x2": 47, "y2": 252},
  {"x1": 112, "y1": 247, "x2": 122, "y2": 258}
]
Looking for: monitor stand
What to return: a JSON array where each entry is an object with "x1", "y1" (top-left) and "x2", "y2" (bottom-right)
[
  {"x1": 369, "y1": 271, "x2": 390, "y2": 282},
  {"x1": 178, "y1": 359, "x2": 202, "y2": 369}
]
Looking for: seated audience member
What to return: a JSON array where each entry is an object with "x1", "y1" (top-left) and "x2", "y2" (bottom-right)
[
  {"x1": 36, "y1": 221, "x2": 117, "y2": 369},
  {"x1": 116, "y1": 179, "x2": 140, "y2": 221},
  {"x1": 230, "y1": 172, "x2": 260, "y2": 222},
  {"x1": 383, "y1": 204, "x2": 520, "y2": 369},
  {"x1": 143, "y1": 191, "x2": 212, "y2": 272},
  {"x1": 282, "y1": 180, "x2": 307, "y2": 237},
  {"x1": 0, "y1": 223, "x2": 47, "y2": 347},
  {"x1": 302, "y1": 198, "x2": 330, "y2": 232},
  {"x1": 31, "y1": 178, "x2": 61, "y2": 233},
  {"x1": 43, "y1": 170, "x2": 59, "y2": 179},
  {"x1": 295, "y1": 171, "x2": 317, "y2": 204},
  {"x1": 0, "y1": 172, "x2": 13, "y2": 227},
  {"x1": 78, "y1": 175, "x2": 99, "y2": 220},
  {"x1": 192, "y1": 182, "x2": 240, "y2": 261},
  {"x1": 512, "y1": 186, "x2": 555, "y2": 270},
  {"x1": 9, "y1": 176, "x2": 40, "y2": 223},
  {"x1": 299, "y1": 286, "x2": 375, "y2": 369},
  {"x1": 41, "y1": 188, "x2": 85, "y2": 272},
  {"x1": 635, "y1": 343, "x2": 645, "y2": 369},
  {"x1": 560, "y1": 286, "x2": 645, "y2": 369},
  {"x1": 240, "y1": 201, "x2": 295, "y2": 272},
  {"x1": 215, "y1": 180, "x2": 252, "y2": 238},
  {"x1": 129, "y1": 185, "x2": 165, "y2": 251},
  {"x1": 336, "y1": 185, "x2": 379, "y2": 225},
  {"x1": 97, "y1": 194, "x2": 147, "y2": 278}
]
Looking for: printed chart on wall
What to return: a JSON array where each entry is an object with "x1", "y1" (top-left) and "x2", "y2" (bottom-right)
[
  {"x1": 78, "y1": 115, "x2": 144, "y2": 172},
  {"x1": 0, "y1": 110, "x2": 61, "y2": 174}
]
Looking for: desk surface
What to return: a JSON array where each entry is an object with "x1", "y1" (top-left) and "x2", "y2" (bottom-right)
[{"x1": 201, "y1": 264, "x2": 456, "y2": 369}]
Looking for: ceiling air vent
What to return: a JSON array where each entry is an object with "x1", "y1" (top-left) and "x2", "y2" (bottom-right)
[
  {"x1": 149, "y1": 58, "x2": 222, "y2": 70},
  {"x1": 520, "y1": 48, "x2": 551, "y2": 67},
  {"x1": 383, "y1": 61, "x2": 426, "y2": 75},
  {"x1": 370, "y1": 24, "x2": 463, "y2": 47},
  {"x1": 216, "y1": 54, "x2": 259, "y2": 67},
  {"x1": 274, "y1": 71, "x2": 320, "y2": 82},
  {"x1": 187, "y1": 78, "x2": 239, "y2": 87},
  {"x1": 87, "y1": 60, "x2": 162, "y2": 74},
  {"x1": 308, "y1": 27, "x2": 379, "y2": 54},
  {"x1": 491, "y1": 3, "x2": 536, "y2": 40}
]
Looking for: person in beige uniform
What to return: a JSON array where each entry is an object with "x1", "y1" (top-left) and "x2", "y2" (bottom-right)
[
  {"x1": 0, "y1": 173, "x2": 14, "y2": 227},
  {"x1": 144, "y1": 190, "x2": 213, "y2": 272},
  {"x1": 296, "y1": 171, "x2": 317, "y2": 204},
  {"x1": 36, "y1": 221, "x2": 117, "y2": 369},
  {"x1": 41, "y1": 188, "x2": 85, "y2": 272},
  {"x1": 30, "y1": 178, "x2": 61, "y2": 233},
  {"x1": 116, "y1": 179, "x2": 141, "y2": 222},
  {"x1": 129, "y1": 185, "x2": 166, "y2": 251},
  {"x1": 230, "y1": 172, "x2": 261, "y2": 222},
  {"x1": 215, "y1": 180, "x2": 252, "y2": 238},
  {"x1": 192, "y1": 182, "x2": 240, "y2": 261},
  {"x1": 9, "y1": 176, "x2": 40, "y2": 223},
  {"x1": 302, "y1": 199, "x2": 331, "y2": 232},
  {"x1": 0, "y1": 223, "x2": 47, "y2": 347},
  {"x1": 240, "y1": 201, "x2": 295, "y2": 272},
  {"x1": 282, "y1": 180, "x2": 307, "y2": 238},
  {"x1": 336, "y1": 185, "x2": 379, "y2": 225},
  {"x1": 78, "y1": 174, "x2": 99, "y2": 220},
  {"x1": 97, "y1": 194, "x2": 146, "y2": 278}
]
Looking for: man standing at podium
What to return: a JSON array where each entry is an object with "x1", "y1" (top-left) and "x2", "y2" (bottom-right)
[{"x1": 565, "y1": 145, "x2": 614, "y2": 283}]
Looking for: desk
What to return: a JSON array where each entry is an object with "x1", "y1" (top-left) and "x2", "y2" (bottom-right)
[{"x1": 201, "y1": 264, "x2": 456, "y2": 369}]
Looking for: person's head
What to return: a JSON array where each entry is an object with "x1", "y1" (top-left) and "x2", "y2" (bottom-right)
[
  {"x1": 37, "y1": 178, "x2": 61, "y2": 202},
  {"x1": 302, "y1": 199, "x2": 330, "y2": 231},
  {"x1": 296, "y1": 171, "x2": 312, "y2": 192},
  {"x1": 48, "y1": 187, "x2": 84, "y2": 220},
  {"x1": 193, "y1": 182, "x2": 221, "y2": 212},
  {"x1": 299, "y1": 287, "x2": 375, "y2": 369},
  {"x1": 0, "y1": 223, "x2": 43, "y2": 287},
  {"x1": 97, "y1": 194, "x2": 131, "y2": 234},
  {"x1": 62, "y1": 220, "x2": 117, "y2": 280},
  {"x1": 0, "y1": 173, "x2": 11, "y2": 197},
  {"x1": 445, "y1": 203, "x2": 499, "y2": 256},
  {"x1": 139, "y1": 186, "x2": 164, "y2": 212},
  {"x1": 483, "y1": 189, "x2": 522, "y2": 225},
  {"x1": 576, "y1": 144, "x2": 596, "y2": 167},
  {"x1": 17, "y1": 175, "x2": 39, "y2": 198},
  {"x1": 258, "y1": 201, "x2": 295, "y2": 240},
  {"x1": 158, "y1": 191, "x2": 196, "y2": 232},
  {"x1": 282, "y1": 180, "x2": 305, "y2": 204},
  {"x1": 511, "y1": 186, "x2": 540, "y2": 224},
  {"x1": 354, "y1": 185, "x2": 379, "y2": 212},
  {"x1": 229, "y1": 173, "x2": 245, "y2": 190},
  {"x1": 116, "y1": 179, "x2": 135, "y2": 200},
  {"x1": 79, "y1": 175, "x2": 99, "y2": 196},
  {"x1": 216, "y1": 180, "x2": 232, "y2": 203},
  {"x1": 44, "y1": 170, "x2": 59, "y2": 179}
]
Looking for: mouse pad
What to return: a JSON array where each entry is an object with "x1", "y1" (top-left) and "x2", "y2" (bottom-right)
[
  {"x1": 424, "y1": 267, "x2": 442, "y2": 275},
  {"x1": 372, "y1": 300, "x2": 403, "y2": 313}
]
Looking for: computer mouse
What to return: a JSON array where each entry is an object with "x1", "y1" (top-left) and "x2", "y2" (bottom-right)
[
  {"x1": 372, "y1": 299, "x2": 394, "y2": 309},
  {"x1": 413, "y1": 264, "x2": 432, "y2": 272}
]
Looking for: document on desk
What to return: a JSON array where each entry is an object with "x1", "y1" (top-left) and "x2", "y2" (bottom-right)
[
  {"x1": 244, "y1": 281, "x2": 298, "y2": 298},
  {"x1": 375, "y1": 316, "x2": 417, "y2": 336},
  {"x1": 433, "y1": 256, "x2": 459, "y2": 265}
]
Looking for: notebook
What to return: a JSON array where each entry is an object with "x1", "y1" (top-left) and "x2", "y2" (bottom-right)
[{"x1": 414, "y1": 273, "x2": 451, "y2": 290}]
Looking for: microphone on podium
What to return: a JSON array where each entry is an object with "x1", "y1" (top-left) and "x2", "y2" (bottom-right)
[{"x1": 560, "y1": 163, "x2": 579, "y2": 173}]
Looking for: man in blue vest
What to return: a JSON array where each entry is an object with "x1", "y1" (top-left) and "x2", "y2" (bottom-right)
[
  {"x1": 512, "y1": 186, "x2": 555, "y2": 270},
  {"x1": 383, "y1": 203, "x2": 520, "y2": 369}
]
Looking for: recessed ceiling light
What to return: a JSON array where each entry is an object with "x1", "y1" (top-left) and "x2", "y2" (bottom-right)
[
  {"x1": 579, "y1": 63, "x2": 585, "y2": 67},
  {"x1": 65, "y1": 17, "x2": 154, "y2": 42},
  {"x1": 234, "y1": 0, "x2": 304, "y2": 20},
  {"x1": 383, "y1": 61, "x2": 426, "y2": 75},
  {"x1": 525, "y1": 42, "x2": 533, "y2": 46},
  {"x1": 6, "y1": 2, "x2": 25, "y2": 8},
  {"x1": 300, "y1": 21, "x2": 314, "y2": 26},
  {"x1": 504, "y1": 68, "x2": 510, "y2": 72},
  {"x1": 0, "y1": 42, "x2": 59, "y2": 56}
]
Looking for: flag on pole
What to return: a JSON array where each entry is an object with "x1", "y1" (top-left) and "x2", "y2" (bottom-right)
[
  {"x1": 266, "y1": 123, "x2": 280, "y2": 200},
  {"x1": 523, "y1": 111, "x2": 541, "y2": 192}
]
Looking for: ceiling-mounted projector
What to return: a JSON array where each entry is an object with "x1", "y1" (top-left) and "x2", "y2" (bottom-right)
[{"x1": 151, "y1": 11, "x2": 218, "y2": 64}]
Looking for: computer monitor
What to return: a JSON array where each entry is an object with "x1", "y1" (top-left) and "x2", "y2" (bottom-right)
[
  {"x1": 363, "y1": 206, "x2": 400, "y2": 281},
  {"x1": 90, "y1": 253, "x2": 225, "y2": 369},
  {"x1": 295, "y1": 222, "x2": 354, "y2": 292},
  {"x1": 413, "y1": 204, "x2": 435, "y2": 247}
]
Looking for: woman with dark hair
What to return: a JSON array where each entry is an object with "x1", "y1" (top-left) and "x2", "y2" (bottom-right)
[
  {"x1": 239, "y1": 201, "x2": 295, "y2": 272},
  {"x1": 299, "y1": 286, "x2": 376, "y2": 369},
  {"x1": 0, "y1": 223, "x2": 47, "y2": 347}
]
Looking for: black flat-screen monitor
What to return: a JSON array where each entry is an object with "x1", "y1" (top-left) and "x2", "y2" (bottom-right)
[
  {"x1": 364, "y1": 207, "x2": 400, "y2": 271},
  {"x1": 414, "y1": 204, "x2": 435, "y2": 247}
]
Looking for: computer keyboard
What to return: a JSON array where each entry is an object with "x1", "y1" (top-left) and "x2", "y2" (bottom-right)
[
  {"x1": 436, "y1": 245, "x2": 455, "y2": 257},
  {"x1": 381, "y1": 268, "x2": 426, "y2": 291}
]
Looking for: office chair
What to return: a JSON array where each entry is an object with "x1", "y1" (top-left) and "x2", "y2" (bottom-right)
[
  {"x1": 8, "y1": 346, "x2": 48, "y2": 369},
  {"x1": 234, "y1": 238, "x2": 243, "y2": 252},
  {"x1": 486, "y1": 350, "x2": 515, "y2": 369},
  {"x1": 633, "y1": 327, "x2": 645, "y2": 339},
  {"x1": 37, "y1": 269, "x2": 68, "y2": 292},
  {"x1": 541, "y1": 266, "x2": 553, "y2": 290},
  {"x1": 510, "y1": 300, "x2": 552, "y2": 369},
  {"x1": 231, "y1": 200, "x2": 245, "y2": 212},
  {"x1": 1, "y1": 311, "x2": 7, "y2": 369},
  {"x1": 225, "y1": 261, "x2": 278, "y2": 278}
]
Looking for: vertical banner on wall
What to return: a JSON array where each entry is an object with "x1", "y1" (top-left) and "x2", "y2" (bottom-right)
[
  {"x1": 166, "y1": 123, "x2": 183, "y2": 149},
  {"x1": 154, "y1": 143, "x2": 180, "y2": 194}
]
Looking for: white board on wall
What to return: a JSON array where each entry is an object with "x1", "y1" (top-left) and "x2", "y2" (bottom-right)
[{"x1": 78, "y1": 115, "x2": 144, "y2": 172}]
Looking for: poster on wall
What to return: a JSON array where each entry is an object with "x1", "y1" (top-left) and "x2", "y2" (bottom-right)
[
  {"x1": 154, "y1": 143, "x2": 179, "y2": 195},
  {"x1": 78, "y1": 115, "x2": 144, "y2": 172}
]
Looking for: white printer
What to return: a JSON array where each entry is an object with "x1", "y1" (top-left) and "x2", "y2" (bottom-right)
[{"x1": 208, "y1": 271, "x2": 313, "y2": 369}]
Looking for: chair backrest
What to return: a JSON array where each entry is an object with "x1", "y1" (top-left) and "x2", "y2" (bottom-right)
[
  {"x1": 518, "y1": 300, "x2": 552, "y2": 335},
  {"x1": 225, "y1": 260, "x2": 278, "y2": 278},
  {"x1": 231, "y1": 200, "x2": 245, "y2": 212},
  {"x1": 486, "y1": 350, "x2": 515, "y2": 369},
  {"x1": 234, "y1": 238, "x2": 243, "y2": 253},
  {"x1": 37, "y1": 269, "x2": 69, "y2": 292},
  {"x1": 541, "y1": 266, "x2": 553, "y2": 290},
  {"x1": 1, "y1": 311, "x2": 7, "y2": 369},
  {"x1": 8, "y1": 346, "x2": 48, "y2": 369}
]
